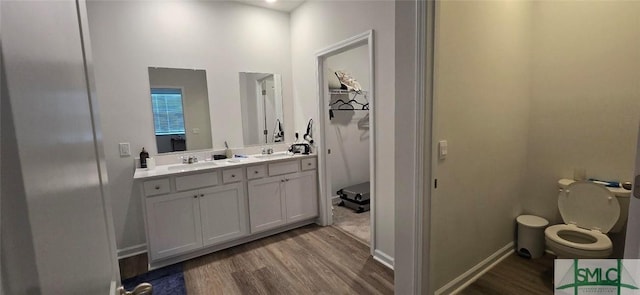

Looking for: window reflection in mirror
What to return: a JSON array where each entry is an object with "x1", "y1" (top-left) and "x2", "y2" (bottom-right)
[
  {"x1": 239, "y1": 72, "x2": 284, "y2": 145},
  {"x1": 148, "y1": 67, "x2": 213, "y2": 153}
]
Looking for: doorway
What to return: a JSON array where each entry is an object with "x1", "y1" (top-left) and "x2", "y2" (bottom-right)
[
  {"x1": 316, "y1": 31, "x2": 376, "y2": 254},
  {"x1": 427, "y1": 1, "x2": 640, "y2": 294}
]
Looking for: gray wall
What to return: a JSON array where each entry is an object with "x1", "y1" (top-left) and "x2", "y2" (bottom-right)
[
  {"x1": 1, "y1": 1, "x2": 116, "y2": 293},
  {"x1": 430, "y1": 1, "x2": 640, "y2": 291},
  {"x1": 87, "y1": 1, "x2": 293, "y2": 252},
  {"x1": 430, "y1": 1, "x2": 532, "y2": 291},
  {"x1": 291, "y1": 0, "x2": 396, "y2": 263},
  {"x1": 523, "y1": 0, "x2": 640, "y2": 225}
]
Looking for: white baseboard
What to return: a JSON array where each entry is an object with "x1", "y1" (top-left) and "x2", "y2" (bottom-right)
[
  {"x1": 117, "y1": 243, "x2": 147, "y2": 259},
  {"x1": 435, "y1": 242, "x2": 514, "y2": 295},
  {"x1": 331, "y1": 195, "x2": 341, "y2": 205},
  {"x1": 373, "y1": 249, "x2": 395, "y2": 270},
  {"x1": 110, "y1": 281, "x2": 117, "y2": 295}
]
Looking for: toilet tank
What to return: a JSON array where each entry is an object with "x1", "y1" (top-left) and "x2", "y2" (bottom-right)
[{"x1": 558, "y1": 179, "x2": 631, "y2": 233}]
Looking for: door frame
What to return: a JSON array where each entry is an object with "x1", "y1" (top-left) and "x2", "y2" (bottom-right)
[
  {"x1": 315, "y1": 30, "x2": 376, "y2": 256},
  {"x1": 624, "y1": 122, "x2": 640, "y2": 257},
  {"x1": 394, "y1": 0, "x2": 435, "y2": 293}
]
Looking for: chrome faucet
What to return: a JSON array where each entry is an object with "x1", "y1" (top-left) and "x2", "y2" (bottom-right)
[
  {"x1": 181, "y1": 155, "x2": 198, "y2": 164},
  {"x1": 262, "y1": 147, "x2": 274, "y2": 155}
]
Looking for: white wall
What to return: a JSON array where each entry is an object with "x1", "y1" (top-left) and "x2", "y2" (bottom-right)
[
  {"x1": 326, "y1": 46, "x2": 370, "y2": 195},
  {"x1": 148, "y1": 68, "x2": 213, "y2": 151},
  {"x1": 523, "y1": 1, "x2": 640, "y2": 225},
  {"x1": 430, "y1": 1, "x2": 532, "y2": 291},
  {"x1": 87, "y1": 1, "x2": 292, "y2": 252},
  {"x1": 291, "y1": 0, "x2": 396, "y2": 261}
]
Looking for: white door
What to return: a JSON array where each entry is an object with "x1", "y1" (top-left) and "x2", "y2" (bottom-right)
[
  {"x1": 284, "y1": 171, "x2": 319, "y2": 223},
  {"x1": 199, "y1": 183, "x2": 249, "y2": 246},
  {"x1": 624, "y1": 123, "x2": 640, "y2": 257},
  {"x1": 146, "y1": 191, "x2": 203, "y2": 260},
  {"x1": 248, "y1": 175, "x2": 287, "y2": 233}
]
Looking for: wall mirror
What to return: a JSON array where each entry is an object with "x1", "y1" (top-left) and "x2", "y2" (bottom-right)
[
  {"x1": 239, "y1": 72, "x2": 285, "y2": 145},
  {"x1": 148, "y1": 67, "x2": 213, "y2": 153}
]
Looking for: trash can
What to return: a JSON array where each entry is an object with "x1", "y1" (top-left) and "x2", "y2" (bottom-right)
[{"x1": 516, "y1": 215, "x2": 549, "y2": 259}]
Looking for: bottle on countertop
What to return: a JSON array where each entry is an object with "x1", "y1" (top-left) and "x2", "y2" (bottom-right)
[
  {"x1": 140, "y1": 147, "x2": 149, "y2": 168},
  {"x1": 224, "y1": 141, "x2": 233, "y2": 159}
]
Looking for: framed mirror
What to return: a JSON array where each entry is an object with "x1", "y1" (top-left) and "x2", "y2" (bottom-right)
[
  {"x1": 239, "y1": 72, "x2": 285, "y2": 145},
  {"x1": 148, "y1": 67, "x2": 213, "y2": 153}
]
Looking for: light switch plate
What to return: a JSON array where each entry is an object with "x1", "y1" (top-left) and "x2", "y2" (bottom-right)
[
  {"x1": 119, "y1": 143, "x2": 131, "y2": 157},
  {"x1": 438, "y1": 140, "x2": 448, "y2": 159}
]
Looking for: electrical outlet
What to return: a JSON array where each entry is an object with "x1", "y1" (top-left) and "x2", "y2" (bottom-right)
[{"x1": 119, "y1": 143, "x2": 131, "y2": 157}]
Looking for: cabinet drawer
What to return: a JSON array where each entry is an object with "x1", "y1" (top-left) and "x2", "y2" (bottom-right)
[
  {"x1": 143, "y1": 178, "x2": 171, "y2": 196},
  {"x1": 247, "y1": 165, "x2": 266, "y2": 179},
  {"x1": 175, "y1": 171, "x2": 219, "y2": 191},
  {"x1": 268, "y1": 160, "x2": 299, "y2": 176},
  {"x1": 222, "y1": 168, "x2": 244, "y2": 183},
  {"x1": 301, "y1": 158, "x2": 317, "y2": 171}
]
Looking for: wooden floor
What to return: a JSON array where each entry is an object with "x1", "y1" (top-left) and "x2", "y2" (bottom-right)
[
  {"x1": 120, "y1": 224, "x2": 394, "y2": 294},
  {"x1": 459, "y1": 253, "x2": 555, "y2": 295}
]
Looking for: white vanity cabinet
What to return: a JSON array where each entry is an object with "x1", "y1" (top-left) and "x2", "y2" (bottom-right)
[
  {"x1": 248, "y1": 175, "x2": 288, "y2": 233},
  {"x1": 136, "y1": 155, "x2": 318, "y2": 267},
  {"x1": 284, "y1": 170, "x2": 318, "y2": 223},
  {"x1": 144, "y1": 181, "x2": 248, "y2": 261},
  {"x1": 248, "y1": 163, "x2": 318, "y2": 233},
  {"x1": 199, "y1": 184, "x2": 248, "y2": 246},
  {"x1": 145, "y1": 190, "x2": 203, "y2": 260}
]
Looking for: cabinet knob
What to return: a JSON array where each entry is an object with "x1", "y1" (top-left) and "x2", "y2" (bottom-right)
[
  {"x1": 155, "y1": 185, "x2": 160, "y2": 190},
  {"x1": 254, "y1": 171, "x2": 259, "y2": 174},
  {"x1": 231, "y1": 174, "x2": 236, "y2": 178},
  {"x1": 200, "y1": 194, "x2": 204, "y2": 197},
  {"x1": 193, "y1": 195, "x2": 198, "y2": 199},
  {"x1": 307, "y1": 163, "x2": 311, "y2": 166}
]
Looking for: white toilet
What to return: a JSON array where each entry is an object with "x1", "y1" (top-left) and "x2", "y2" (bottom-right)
[{"x1": 544, "y1": 179, "x2": 630, "y2": 258}]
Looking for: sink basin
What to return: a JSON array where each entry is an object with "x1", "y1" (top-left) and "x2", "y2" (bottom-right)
[
  {"x1": 167, "y1": 161, "x2": 218, "y2": 172},
  {"x1": 252, "y1": 152, "x2": 292, "y2": 160}
]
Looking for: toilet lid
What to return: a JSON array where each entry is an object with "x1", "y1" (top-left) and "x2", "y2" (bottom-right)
[{"x1": 559, "y1": 181, "x2": 620, "y2": 233}]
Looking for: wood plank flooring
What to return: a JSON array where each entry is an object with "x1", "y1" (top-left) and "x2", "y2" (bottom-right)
[
  {"x1": 119, "y1": 224, "x2": 394, "y2": 294},
  {"x1": 459, "y1": 253, "x2": 555, "y2": 295}
]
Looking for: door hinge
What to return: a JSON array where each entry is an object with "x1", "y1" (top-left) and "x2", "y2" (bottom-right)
[{"x1": 434, "y1": 178, "x2": 438, "y2": 189}]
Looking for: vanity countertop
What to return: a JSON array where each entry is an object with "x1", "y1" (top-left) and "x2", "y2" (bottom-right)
[{"x1": 134, "y1": 153, "x2": 317, "y2": 180}]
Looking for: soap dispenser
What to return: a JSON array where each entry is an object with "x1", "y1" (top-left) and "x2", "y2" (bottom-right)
[
  {"x1": 140, "y1": 147, "x2": 149, "y2": 168},
  {"x1": 224, "y1": 141, "x2": 233, "y2": 159}
]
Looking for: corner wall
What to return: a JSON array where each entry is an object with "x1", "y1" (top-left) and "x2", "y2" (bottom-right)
[
  {"x1": 523, "y1": 1, "x2": 640, "y2": 224},
  {"x1": 290, "y1": 0, "x2": 396, "y2": 262},
  {"x1": 430, "y1": 0, "x2": 532, "y2": 291}
]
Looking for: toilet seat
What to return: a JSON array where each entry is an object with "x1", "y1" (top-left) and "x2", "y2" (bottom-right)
[
  {"x1": 543, "y1": 182, "x2": 619, "y2": 258},
  {"x1": 545, "y1": 224, "x2": 611, "y2": 251},
  {"x1": 558, "y1": 181, "x2": 619, "y2": 233}
]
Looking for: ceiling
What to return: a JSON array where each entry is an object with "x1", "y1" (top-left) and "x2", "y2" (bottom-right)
[{"x1": 233, "y1": 0, "x2": 305, "y2": 12}]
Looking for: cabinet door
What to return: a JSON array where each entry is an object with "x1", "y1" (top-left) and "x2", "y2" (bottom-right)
[
  {"x1": 146, "y1": 191, "x2": 203, "y2": 260},
  {"x1": 248, "y1": 176, "x2": 287, "y2": 233},
  {"x1": 284, "y1": 170, "x2": 318, "y2": 223},
  {"x1": 199, "y1": 183, "x2": 248, "y2": 246}
]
